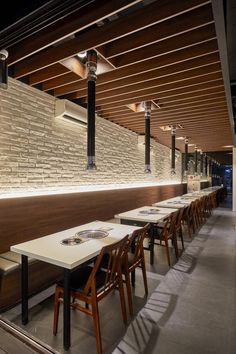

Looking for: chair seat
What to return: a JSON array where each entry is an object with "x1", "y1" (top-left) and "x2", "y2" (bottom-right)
[{"x1": 57, "y1": 266, "x2": 108, "y2": 293}]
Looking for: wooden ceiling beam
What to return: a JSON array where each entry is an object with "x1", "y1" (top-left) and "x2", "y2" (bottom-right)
[
  {"x1": 94, "y1": 73, "x2": 223, "y2": 106},
  {"x1": 110, "y1": 111, "x2": 228, "y2": 126},
  {"x1": 29, "y1": 63, "x2": 70, "y2": 85},
  {"x1": 101, "y1": 97, "x2": 226, "y2": 118},
  {"x1": 8, "y1": 0, "x2": 142, "y2": 65},
  {"x1": 107, "y1": 104, "x2": 227, "y2": 122},
  {"x1": 109, "y1": 24, "x2": 216, "y2": 68},
  {"x1": 89, "y1": 63, "x2": 222, "y2": 102},
  {"x1": 12, "y1": 0, "x2": 212, "y2": 78},
  {"x1": 98, "y1": 4, "x2": 214, "y2": 58},
  {"x1": 55, "y1": 40, "x2": 218, "y2": 95},
  {"x1": 96, "y1": 80, "x2": 224, "y2": 110},
  {"x1": 97, "y1": 91, "x2": 226, "y2": 114},
  {"x1": 55, "y1": 52, "x2": 219, "y2": 95}
]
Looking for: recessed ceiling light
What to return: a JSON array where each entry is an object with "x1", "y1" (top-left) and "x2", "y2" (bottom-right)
[
  {"x1": 176, "y1": 137, "x2": 185, "y2": 140},
  {"x1": 222, "y1": 145, "x2": 233, "y2": 148},
  {"x1": 188, "y1": 144, "x2": 195, "y2": 146}
]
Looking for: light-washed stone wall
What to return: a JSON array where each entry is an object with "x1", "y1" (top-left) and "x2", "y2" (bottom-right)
[{"x1": 0, "y1": 78, "x2": 182, "y2": 192}]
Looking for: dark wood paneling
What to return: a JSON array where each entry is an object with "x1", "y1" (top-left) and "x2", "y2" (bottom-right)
[{"x1": 0, "y1": 184, "x2": 186, "y2": 253}]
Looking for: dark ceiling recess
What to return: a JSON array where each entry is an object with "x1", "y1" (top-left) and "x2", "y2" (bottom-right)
[{"x1": 0, "y1": 0, "x2": 52, "y2": 31}]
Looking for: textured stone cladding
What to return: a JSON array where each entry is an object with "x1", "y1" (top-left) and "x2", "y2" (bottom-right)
[{"x1": 0, "y1": 78, "x2": 182, "y2": 191}]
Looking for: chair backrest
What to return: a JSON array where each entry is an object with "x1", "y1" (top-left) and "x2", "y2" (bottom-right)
[
  {"x1": 175, "y1": 207, "x2": 185, "y2": 229},
  {"x1": 160, "y1": 211, "x2": 177, "y2": 238},
  {"x1": 127, "y1": 223, "x2": 150, "y2": 265},
  {"x1": 83, "y1": 235, "x2": 129, "y2": 296}
]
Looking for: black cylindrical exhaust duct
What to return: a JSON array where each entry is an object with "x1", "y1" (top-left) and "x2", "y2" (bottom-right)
[
  {"x1": 171, "y1": 127, "x2": 176, "y2": 174},
  {"x1": 144, "y1": 101, "x2": 151, "y2": 173},
  {"x1": 0, "y1": 49, "x2": 8, "y2": 89},
  {"x1": 194, "y1": 146, "x2": 198, "y2": 174},
  {"x1": 200, "y1": 151, "x2": 203, "y2": 175},
  {"x1": 184, "y1": 138, "x2": 188, "y2": 175},
  {"x1": 86, "y1": 50, "x2": 97, "y2": 170},
  {"x1": 205, "y1": 154, "x2": 208, "y2": 176}
]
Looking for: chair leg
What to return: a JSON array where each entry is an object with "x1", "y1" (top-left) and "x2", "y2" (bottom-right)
[
  {"x1": 173, "y1": 234, "x2": 179, "y2": 260},
  {"x1": 118, "y1": 275, "x2": 128, "y2": 325},
  {"x1": 141, "y1": 258, "x2": 148, "y2": 296},
  {"x1": 164, "y1": 237, "x2": 171, "y2": 267},
  {"x1": 124, "y1": 271, "x2": 133, "y2": 316},
  {"x1": 91, "y1": 296, "x2": 102, "y2": 354},
  {"x1": 53, "y1": 287, "x2": 61, "y2": 335},
  {"x1": 179, "y1": 228, "x2": 185, "y2": 250}
]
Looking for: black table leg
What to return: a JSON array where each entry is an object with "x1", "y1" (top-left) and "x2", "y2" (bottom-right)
[
  {"x1": 63, "y1": 268, "x2": 71, "y2": 350},
  {"x1": 21, "y1": 255, "x2": 28, "y2": 325},
  {"x1": 149, "y1": 225, "x2": 155, "y2": 265}
]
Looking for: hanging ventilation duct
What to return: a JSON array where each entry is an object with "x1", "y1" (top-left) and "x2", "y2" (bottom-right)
[{"x1": 55, "y1": 99, "x2": 87, "y2": 129}]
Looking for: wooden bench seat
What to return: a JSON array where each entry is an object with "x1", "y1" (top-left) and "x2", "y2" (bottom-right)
[{"x1": 0, "y1": 252, "x2": 63, "y2": 313}]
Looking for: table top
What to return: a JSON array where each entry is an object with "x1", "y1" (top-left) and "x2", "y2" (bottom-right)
[
  {"x1": 10, "y1": 221, "x2": 140, "y2": 270},
  {"x1": 115, "y1": 206, "x2": 178, "y2": 223},
  {"x1": 153, "y1": 196, "x2": 196, "y2": 209}
]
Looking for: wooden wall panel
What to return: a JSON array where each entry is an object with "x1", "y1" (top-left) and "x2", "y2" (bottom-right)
[{"x1": 0, "y1": 183, "x2": 187, "y2": 253}]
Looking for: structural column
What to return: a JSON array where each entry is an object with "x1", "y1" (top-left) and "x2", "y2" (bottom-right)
[{"x1": 86, "y1": 50, "x2": 97, "y2": 170}]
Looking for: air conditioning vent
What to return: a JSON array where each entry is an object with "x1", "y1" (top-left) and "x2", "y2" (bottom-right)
[{"x1": 55, "y1": 99, "x2": 87, "y2": 128}]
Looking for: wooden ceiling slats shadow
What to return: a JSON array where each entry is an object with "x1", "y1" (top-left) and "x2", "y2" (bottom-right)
[{"x1": 1, "y1": 0, "x2": 233, "y2": 151}]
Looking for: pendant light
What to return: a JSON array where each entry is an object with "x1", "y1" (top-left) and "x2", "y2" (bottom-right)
[
  {"x1": 144, "y1": 101, "x2": 151, "y2": 173},
  {"x1": 171, "y1": 126, "x2": 176, "y2": 175},
  {"x1": 86, "y1": 50, "x2": 97, "y2": 170},
  {"x1": 0, "y1": 49, "x2": 8, "y2": 89}
]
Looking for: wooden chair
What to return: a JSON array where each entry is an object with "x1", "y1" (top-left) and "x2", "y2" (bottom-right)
[
  {"x1": 154, "y1": 211, "x2": 179, "y2": 266},
  {"x1": 174, "y1": 207, "x2": 185, "y2": 250},
  {"x1": 122, "y1": 223, "x2": 150, "y2": 316},
  {"x1": 182, "y1": 202, "x2": 196, "y2": 238},
  {"x1": 53, "y1": 236, "x2": 129, "y2": 354}
]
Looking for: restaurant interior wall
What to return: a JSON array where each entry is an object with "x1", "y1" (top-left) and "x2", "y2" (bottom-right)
[{"x1": 0, "y1": 78, "x2": 182, "y2": 193}]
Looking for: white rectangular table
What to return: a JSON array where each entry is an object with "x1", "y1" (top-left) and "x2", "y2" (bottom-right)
[
  {"x1": 11, "y1": 220, "x2": 140, "y2": 350},
  {"x1": 153, "y1": 196, "x2": 197, "y2": 209},
  {"x1": 115, "y1": 206, "x2": 178, "y2": 264}
]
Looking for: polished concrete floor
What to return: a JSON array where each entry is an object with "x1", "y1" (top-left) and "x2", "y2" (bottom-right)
[{"x1": 1, "y1": 198, "x2": 236, "y2": 354}]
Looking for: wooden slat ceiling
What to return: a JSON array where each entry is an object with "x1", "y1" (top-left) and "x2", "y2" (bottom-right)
[{"x1": 2, "y1": 0, "x2": 234, "y2": 153}]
